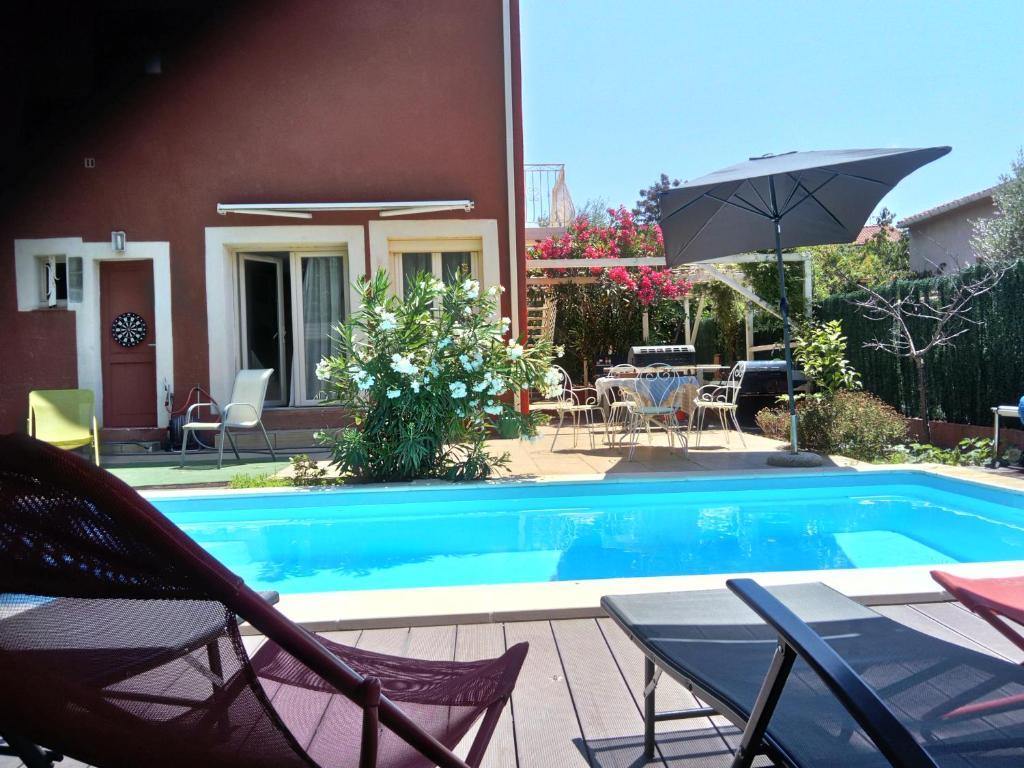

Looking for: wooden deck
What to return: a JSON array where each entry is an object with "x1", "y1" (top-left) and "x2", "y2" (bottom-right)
[{"x1": 3, "y1": 600, "x2": 1020, "y2": 768}]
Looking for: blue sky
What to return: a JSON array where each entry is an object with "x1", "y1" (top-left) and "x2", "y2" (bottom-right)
[{"x1": 521, "y1": 1, "x2": 1024, "y2": 221}]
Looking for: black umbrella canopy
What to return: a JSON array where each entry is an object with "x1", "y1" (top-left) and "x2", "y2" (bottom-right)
[
  {"x1": 658, "y1": 147, "x2": 951, "y2": 265},
  {"x1": 657, "y1": 146, "x2": 950, "y2": 456}
]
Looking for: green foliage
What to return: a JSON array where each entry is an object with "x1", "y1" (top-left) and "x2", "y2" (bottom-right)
[
  {"x1": 701, "y1": 282, "x2": 743, "y2": 364},
  {"x1": 633, "y1": 173, "x2": 681, "y2": 225},
  {"x1": 817, "y1": 259, "x2": 1024, "y2": 426},
  {"x1": 738, "y1": 260, "x2": 807, "y2": 317},
  {"x1": 793, "y1": 320, "x2": 861, "y2": 395},
  {"x1": 227, "y1": 473, "x2": 290, "y2": 489},
  {"x1": 974, "y1": 150, "x2": 1024, "y2": 264},
  {"x1": 550, "y1": 279, "x2": 642, "y2": 381},
  {"x1": 806, "y1": 209, "x2": 912, "y2": 297},
  {"x1": 889, "y1": 438, "x2": 994, "y2": 466},
  {"x1": 317, "y1": 270, "x2": 557, "y2": 482},
  {"x1": 531, "y1": 207, "x2": 690, "y2": 381},
  {"x1": 289, "y1": 454, "x2": 331, "y2": 485},
  {"x1": 756, "y1": 391, "x2": 907, "y2": 461}
]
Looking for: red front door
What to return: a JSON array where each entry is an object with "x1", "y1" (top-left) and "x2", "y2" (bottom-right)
[{"x1": 100, "y1": 260, "x2": 157, "y2": 427}]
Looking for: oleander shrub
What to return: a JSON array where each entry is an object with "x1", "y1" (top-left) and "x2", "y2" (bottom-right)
[{"x1": 316, "y1": 269, "x2": 558, "y2": 482}]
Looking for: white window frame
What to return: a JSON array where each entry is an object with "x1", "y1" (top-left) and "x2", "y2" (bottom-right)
[
  {"x1": 388, "y1": 238, "x2": 483, "y2": 298},
  {"x1": 238, "y1": 253, "x2": 289, "y2": 406},
  {"x1": 236, "y1": 248, "x2": 349, "y2": 407},
  {"x1": 37, "y1": 255, "x2": 68, "y2": 308}
]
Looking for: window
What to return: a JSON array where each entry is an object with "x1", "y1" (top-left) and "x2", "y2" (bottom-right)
[
  {"x1": 37, "y1": 256, "x2": 67, "y2": 307},
  {"x1": 238, "y1": 249, "x2": 347, "y2": 406},
  {"x1": 389, "y1": 238, "x2": 483, "y2": 297}
]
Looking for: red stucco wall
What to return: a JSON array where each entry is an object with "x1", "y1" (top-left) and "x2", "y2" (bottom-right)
[{"x1": 0, "y1": 0, "x2": 518, "y2": 433}]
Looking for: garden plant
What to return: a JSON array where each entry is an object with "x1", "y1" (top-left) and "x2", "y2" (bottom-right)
[
  {"x1": 529, "y1": 207, "x2": 691, "y2": 381},
  {"x1": 757, "y1": 319, "x2": 907, "y2": 461},
  {"x1": 316, "y1": 270, "x2": 559, "y2": 482}
]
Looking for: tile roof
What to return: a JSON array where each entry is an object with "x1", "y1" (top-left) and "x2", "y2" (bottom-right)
[
  {"x1": 854, "y1": 224, "x2": 901, "y2": 244},
  {"x1": 898, "y1": 184, "x2": 1000, "y2": 227}
]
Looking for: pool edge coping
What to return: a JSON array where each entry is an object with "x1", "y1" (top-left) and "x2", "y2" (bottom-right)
[{"x1": 132, "y1": 464, "x2": 1024, "y2": 631}]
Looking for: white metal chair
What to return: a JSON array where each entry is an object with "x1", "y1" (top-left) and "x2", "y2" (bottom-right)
[
  {"x1": 620, "y1": 366, "x2": 689, "y2": 460},
  {"x1": 179, "y1": 368, "x2": 277, "y2": 468},
  {"x1": 603, "y1": 363, "x2": 638, "y2": 442},
  {"x1": 532, "y1": 365, "x2": 601, "y2": 450},
  {"x1": 688, "y1": 360, "x2": 747, "y2": 447}
]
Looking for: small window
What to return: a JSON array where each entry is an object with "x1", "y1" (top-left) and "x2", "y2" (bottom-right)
[
  {"x1": 390, "y1": 239, "x2": 483, "y2": 297},
  {"x1": 38, "y1": 256, "x2": 68, "y2": 307}
]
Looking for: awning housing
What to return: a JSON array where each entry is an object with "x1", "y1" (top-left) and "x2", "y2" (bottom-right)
[{"x1": 217, "y1": 200, "x2": 475, "y2": 219}]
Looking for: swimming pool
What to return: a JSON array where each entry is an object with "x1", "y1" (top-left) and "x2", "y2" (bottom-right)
[{"x1": 151, "y1": 471, "x2": 1024, "y2": 595}]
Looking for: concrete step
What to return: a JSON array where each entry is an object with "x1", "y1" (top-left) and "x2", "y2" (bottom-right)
[{"x1": 101, "y1": 440, "x2": 163, "y2": 456}]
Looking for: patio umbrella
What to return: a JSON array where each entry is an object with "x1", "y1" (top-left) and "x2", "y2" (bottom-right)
[{"x1": 658, "y1": 147, "x2": 950, "y2": 454}]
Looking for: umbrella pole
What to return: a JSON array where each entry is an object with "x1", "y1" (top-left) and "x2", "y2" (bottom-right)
[{"x1": 773, "y1": 218, "x2": 799, "y2": 454}]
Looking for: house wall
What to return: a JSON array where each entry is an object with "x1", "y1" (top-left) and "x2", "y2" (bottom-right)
[
  {"x1": 907, "y1": 197, "x2": 997, "y2": 274},
  {"x1": 0, "y1": 0, "x2": 521, "y2": 434}
]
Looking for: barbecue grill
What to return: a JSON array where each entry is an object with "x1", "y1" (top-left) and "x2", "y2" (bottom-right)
[
  {"x1": 738, "y1": 359, "x2": 808, "y2": 428},
  {"x1": 626, "y1": 345, "x2": 696, "y2": 367}
]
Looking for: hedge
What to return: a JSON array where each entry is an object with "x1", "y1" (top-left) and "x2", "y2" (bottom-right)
[{"x1": 817, "y1": 260, "x2": 1024, "y2": 426}]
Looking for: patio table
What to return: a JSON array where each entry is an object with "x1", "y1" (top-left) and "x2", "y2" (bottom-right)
[{"x1": 595, "y1": 373, "x2": 699, "y2": 411}]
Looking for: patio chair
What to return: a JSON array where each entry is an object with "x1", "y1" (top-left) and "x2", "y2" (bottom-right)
[
  {"x1": 602, "y1": 363, "x2": 638, "y2": 441},
  {"x1": 180, "y1": 368, "x2": 277, "y2": 468},
  {"x1": 619, "y1": 367, "x2": 689, "y2": 461},
  {"x1": 531, "y1": 365, "x2": 600, "y2": 450},
  {"x1": 0, "y1": 434, "x2": 528, "y2": 768},
  {"x1": 931, "y1": 570, "x2": 1024, "y2": 654},
  {"x1": 688, "y1": 360, "x2": 747, "y2": 448},
  {"x1": 27, "y1": 388, "x2": 100, "y2": 466},
  {"x1": 602, "y1": 579, "x2": 1024, "y2": 768}
]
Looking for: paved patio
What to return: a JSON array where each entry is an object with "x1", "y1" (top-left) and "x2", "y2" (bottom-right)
[{"x1": 4, "y1": 598, "x2": 1017, "y2": 768}]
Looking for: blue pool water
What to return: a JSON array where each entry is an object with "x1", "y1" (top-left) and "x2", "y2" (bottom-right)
[{"x1": 151, "y1": 471, "x2": 1024, "y2": 595}]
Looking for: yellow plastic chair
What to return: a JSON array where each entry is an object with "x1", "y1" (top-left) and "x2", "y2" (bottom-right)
[{"x1": 27, "y1": 389, "x2": 100, "y2": 466}]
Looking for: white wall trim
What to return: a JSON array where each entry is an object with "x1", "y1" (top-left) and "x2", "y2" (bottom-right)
[
  {"x1": 204, "y1": 225, "x2": 366, "y2": 406},
  {"x1": 502, "y1": 0, "x2": 521, "y2": 339},
  {"x1": 367, "y1": 219, "x2": 501, "y2": 296},
  {"x1": 14, "y1": 237, "x2": 174, "y2": 428}
]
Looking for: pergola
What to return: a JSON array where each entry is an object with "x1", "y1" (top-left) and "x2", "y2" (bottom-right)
[{"x1": 524, "y1": 251, "x2": 813, "y2": 359}]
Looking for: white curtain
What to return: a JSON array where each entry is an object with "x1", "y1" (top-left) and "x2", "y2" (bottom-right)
[{"x1": 302, "y1": 256, "x2": 345, "y2": 401}]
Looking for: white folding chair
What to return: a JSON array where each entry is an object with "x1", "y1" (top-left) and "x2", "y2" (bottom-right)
[{"x1": 180, "y1": 368, "x2": 277, "y2": 468}]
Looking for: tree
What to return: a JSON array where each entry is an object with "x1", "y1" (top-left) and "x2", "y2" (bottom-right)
[
  {"x1": 633, "y1": 173, "x2": 681, "y2": 224},
  {"x1": 529, "y1": 207, "x2": 691, "y2": 381},
  {"x1": 804, "y1": 208, "x2": 912, "y2": 299},
  {"x1": 846, "y1": 263, "x2": 1009, "y2": 442},
  {"x1": 974, "y1": 149, "x2": 1024, "y2": 264}
]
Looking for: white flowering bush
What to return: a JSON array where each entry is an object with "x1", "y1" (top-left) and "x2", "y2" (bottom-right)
[{"x1": 316, "y1": 269, "x2": 559, "y2": 482}]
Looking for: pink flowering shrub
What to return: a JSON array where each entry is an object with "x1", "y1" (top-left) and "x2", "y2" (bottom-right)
[{"x1": 530, "y1": 207, "x2": 690, "y2": 306}]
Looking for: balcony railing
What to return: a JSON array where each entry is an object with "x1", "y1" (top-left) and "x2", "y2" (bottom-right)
[{"x1": 525, "y1": 163, "x2": 575, "y2": 227}]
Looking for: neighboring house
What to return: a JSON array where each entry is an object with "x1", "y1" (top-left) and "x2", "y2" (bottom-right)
[
  {"x1": 0, "y1": 1, "x2": 526, "y2": 438},
  {"x1": 853, "y1": 224, "x2": 901, "y2": 245},
  {"x1": 898, "y1": 186, "x2": 999, "y2": 274}
]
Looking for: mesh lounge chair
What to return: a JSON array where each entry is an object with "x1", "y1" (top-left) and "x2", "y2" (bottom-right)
[
  {"x1": 180, "y1": 368, "x2": 277, "y2": 468},
  {"x1": 0, "y1": 434, "x2": 528, "y2": 768},
  {"x1": 27, "y1": 388, "x2": 100, "y2": 466},
  {"x1": 602, "y1": 579, "x2": 1024, "y2": 767}
]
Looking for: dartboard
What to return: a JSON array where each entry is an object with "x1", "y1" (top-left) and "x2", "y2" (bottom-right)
[{"x1": 111, "y1": 312, "x2": 148, "y2": 347}]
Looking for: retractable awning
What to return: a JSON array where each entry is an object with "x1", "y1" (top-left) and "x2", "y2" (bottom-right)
[{"x1": 216, "y1": 200, "x2": 475, "y2": 219}]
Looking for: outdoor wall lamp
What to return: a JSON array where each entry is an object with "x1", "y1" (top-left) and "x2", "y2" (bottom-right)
[{"x1": 111, "y1": 231, "x2": 126, "y2": 254}]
